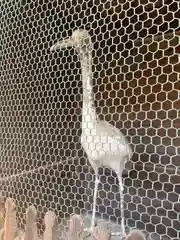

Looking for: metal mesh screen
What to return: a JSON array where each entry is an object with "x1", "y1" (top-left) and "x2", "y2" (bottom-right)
[{"x1": 0, "y1": 0, "x2": 180, "y2": 239}]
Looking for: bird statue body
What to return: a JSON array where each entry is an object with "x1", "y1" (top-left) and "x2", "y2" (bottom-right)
[{"x1": 51, "y1": 29, "x2": 133, "y2": 237}]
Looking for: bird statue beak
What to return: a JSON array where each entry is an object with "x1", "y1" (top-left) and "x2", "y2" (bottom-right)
[{"x1": 50, "y1": 37, "x2": 73, "y2": 51}]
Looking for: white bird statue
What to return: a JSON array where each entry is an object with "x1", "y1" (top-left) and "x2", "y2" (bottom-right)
[{"x1": 50, "y1": 29, "x2": 133, "y2": 237}]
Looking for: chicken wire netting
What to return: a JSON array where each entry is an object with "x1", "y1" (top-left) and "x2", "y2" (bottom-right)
[{"x1": 0, "y1": 0, "x2": 180, "y2": 239}]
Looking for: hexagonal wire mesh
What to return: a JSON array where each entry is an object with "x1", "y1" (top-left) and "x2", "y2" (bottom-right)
[{"x1": 0, "y1": 0, "x2": 180, "y2": 239}]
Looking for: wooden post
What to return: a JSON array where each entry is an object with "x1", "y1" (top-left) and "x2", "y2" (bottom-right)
[
  {"x1": 4, "y1": 198, "x2": 17, "y2": 240},
  {"x1": 24, "y1": 205, "x2": 38, "y2": 240}
]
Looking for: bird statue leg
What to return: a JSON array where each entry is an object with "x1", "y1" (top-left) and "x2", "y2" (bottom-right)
[
  {"x1": 116, "y1": 173, "x2": 126, "y2": 238},
  {"x1": 91, "y1": 167, "x2": 100, "y2": 231}
]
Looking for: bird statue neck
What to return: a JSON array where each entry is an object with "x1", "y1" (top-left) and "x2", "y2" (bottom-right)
[{"x1": 79, "y1": 51, "x2": 97, "y2": 122}]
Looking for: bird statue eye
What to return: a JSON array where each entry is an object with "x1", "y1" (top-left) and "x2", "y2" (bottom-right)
[{"x1": 84, "y1": 37, "x2": 89, "y2": 44}]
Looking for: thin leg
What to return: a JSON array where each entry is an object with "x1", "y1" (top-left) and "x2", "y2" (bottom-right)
[
  {"x1": 117, "y1": 173, "x2": 125, "y2": 238},
  {"x1": 91, "y1": 169, "x2": 99, "y2": 231}
]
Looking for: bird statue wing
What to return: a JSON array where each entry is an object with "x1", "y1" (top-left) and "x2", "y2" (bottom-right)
[
  {"x1": 98, "y1": 120, "x2": 129, "y2": 143},
  {"x1": 98, "y1": 120, "x2": 132, "y2": 157},
  {"x1": 81, "y1": 120, "x2": 132, "y2": 163}
]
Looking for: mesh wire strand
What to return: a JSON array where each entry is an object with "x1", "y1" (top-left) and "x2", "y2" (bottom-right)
[{"x1": 0, "y1": 0, "x2": 180, "y2": 239}]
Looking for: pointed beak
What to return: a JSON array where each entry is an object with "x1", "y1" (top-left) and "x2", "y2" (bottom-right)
[{"x1": 50, "y1": 37, "x2": 73, "y2": 51}]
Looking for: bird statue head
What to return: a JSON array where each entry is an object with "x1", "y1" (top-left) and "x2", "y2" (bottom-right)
[{"x1": 50, "y1": 29, "x2": 92, "y2": 54}]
